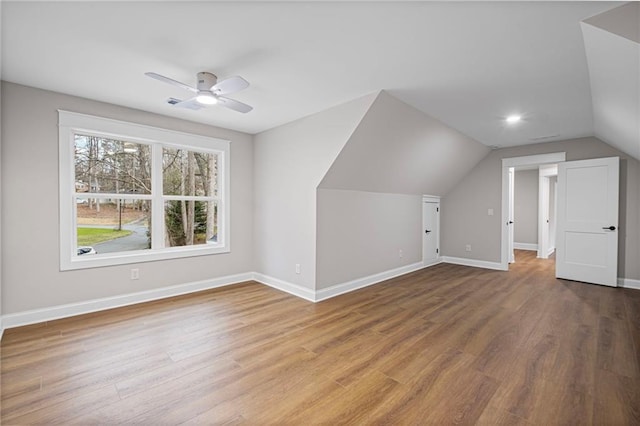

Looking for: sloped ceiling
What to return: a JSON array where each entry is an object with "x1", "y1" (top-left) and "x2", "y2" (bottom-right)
[
  {"x1": 319, "y1": 91, "x2": 490, "y2": 196},
  {"x1": 581, "y1": 2, "x2": 640, "y2": 160}
]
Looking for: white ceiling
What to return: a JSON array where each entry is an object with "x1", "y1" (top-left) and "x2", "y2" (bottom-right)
[{"x1": 0, "y1": 1, "x2": 627, "y2": 149}]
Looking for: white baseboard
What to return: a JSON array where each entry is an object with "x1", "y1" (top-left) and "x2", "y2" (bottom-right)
[
  {"x1": 423, "y1": 257, "x2": 443, "y2": 268},
  {"x1": 315, "y1": 262, "x2": 425, "y2": 302},
  {"x1": 0, "y1": 256, "x2": 516, "y2": 335},
  {"x1": 1, "y1": 272, "x2": 254, "y2": 330},
  {"x1": 441, "y1": 256, "x2": 506, "y2": 271},
  {"x1": 618, "y1": 277, "x2": 640, "y2": 290},
  {"x1": 251, "y1": 273, "x2": 316, "y2": 302},
  {"x1": 0, "y1": 264, "x2": 426, "y2": 333},
  {"x1": 514, "y1": 242, "x2": 538, "y2": 251}
]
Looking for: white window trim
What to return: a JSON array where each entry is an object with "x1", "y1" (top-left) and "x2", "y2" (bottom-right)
[{"x1": 59, "y1": 110, "x2": 231, "y2": 271}]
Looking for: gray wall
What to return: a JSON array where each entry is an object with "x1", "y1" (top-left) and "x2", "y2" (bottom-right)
[
  {"x1": 316, "y1": 189, "x2": 422, "y2": 289},
  {"x1": 514, "y1": 170, "x2": 539, "y2": 245},
  {"x1": 253, "y1": 93, "x2": 376, "y2": 289},
  {"x1": 1, "y1": 82, "x2": 254, "y2": 314},
  {"x1": 441, "y1": 137, "x2": 640, "y2": 280},
  {"x1": 315, "y1": 91, "x2": 487, "y2": 290}
]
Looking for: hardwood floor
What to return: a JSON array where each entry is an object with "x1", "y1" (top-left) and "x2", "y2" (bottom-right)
[{"x1": 1, "y1": 250, "x2": 639, "y2": 424}]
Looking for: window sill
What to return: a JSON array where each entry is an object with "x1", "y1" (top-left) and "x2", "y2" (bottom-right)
[{"x1": 61, "y1": 245, "x2": 230, "y2": 271}]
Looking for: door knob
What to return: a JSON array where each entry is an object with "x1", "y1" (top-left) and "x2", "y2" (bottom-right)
[
  {"x1": 425, "y1": 230, "x2": 431, "y2": 234},
  {"x1": 602, "y1": 226, "x2": 616, "y2": 231}
]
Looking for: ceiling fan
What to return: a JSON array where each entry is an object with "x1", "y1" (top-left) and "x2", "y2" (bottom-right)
[{"x1": 145, "y1": 71, "x2": 253, "y2": 113}]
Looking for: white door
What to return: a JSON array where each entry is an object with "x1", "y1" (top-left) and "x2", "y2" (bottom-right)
[
  {"x1": 539, "y1": 175, "x2": 551, "y2": 259},
  {"x1": 556, "y1": 157, "x2": 619, "y2": 286},
  {"x1": 508, "y1": 168, "x2": 515, "y2": 263},
  {"x1": 423, "y1": 202, "x2": 439, "y2": 266},
  {"x1": 549, "y1": 177, "x2": 557, "y2": 253}
]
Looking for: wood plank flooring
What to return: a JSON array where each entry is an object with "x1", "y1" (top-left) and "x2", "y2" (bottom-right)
[{"x1": 1, "y1": 250, "x2": 639, "y2": 424}]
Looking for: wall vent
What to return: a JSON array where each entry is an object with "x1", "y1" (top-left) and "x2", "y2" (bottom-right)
[{"x1": 530, "y1": 134, "x2": 559, "y2": 141}]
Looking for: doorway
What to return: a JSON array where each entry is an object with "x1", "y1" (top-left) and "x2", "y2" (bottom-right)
[
  {"x1": 501, "y1": 152, "x2": 566, "y2": 270},
  {"x1": 538, "y1": 166, "x2": 558, "y2": 259},
  {"x1": 510, "y1": 165, "x2": 558, "y2": 264},
  {"x1": 502, "y1": 153, "x2": 620, "y2": 287}
]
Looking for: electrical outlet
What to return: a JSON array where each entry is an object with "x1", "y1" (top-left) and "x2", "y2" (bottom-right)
[
  {"x1": 295, "y1": 264, "x2": 301, "y2": 274},
  {"x1": 399, "y1": 249, "x2": 403, "y2": 258},
  {"x1": 130, "y1": 268, "x2": 139, "y2": 280},
  {"x1": 465, "y1": 245, "x2": 472, "y2": 252}
]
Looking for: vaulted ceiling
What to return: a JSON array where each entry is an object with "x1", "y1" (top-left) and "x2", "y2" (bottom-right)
[
  {"x1": 581, "y1": 2, "x2": 640, "y2": 160},
  {"x1": 319, "y1": 91, "x2": 490, "y2": 196},
  {"x1": 2, "y1": 2, "x2": 637, "y2": 158}
]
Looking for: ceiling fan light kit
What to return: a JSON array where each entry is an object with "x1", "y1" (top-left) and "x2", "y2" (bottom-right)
[
  {"x1": 145, "y1": 71, "x2": 253, "y2": 113},
  {"x1": 196, "y1": 91, "x2": 218, "y2": 105}
]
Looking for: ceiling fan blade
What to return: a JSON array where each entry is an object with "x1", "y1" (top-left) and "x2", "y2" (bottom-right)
[
  {"x1": 173, "y1": 97, "x2": 205, "y2": 110},
  {"x1": 217, "y1": 96, "x2": 253, "y2": 113},
  {"x1": 211, "y1": 76, "x2": 249, "y2": 96},
  {"x1": 145, "y1": 72, "x2": 197, "y2": 93}
]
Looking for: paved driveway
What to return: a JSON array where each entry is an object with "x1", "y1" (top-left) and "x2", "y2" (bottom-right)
[{"x1": 92, "y1": 220, "x2": 149, "y2": 254}]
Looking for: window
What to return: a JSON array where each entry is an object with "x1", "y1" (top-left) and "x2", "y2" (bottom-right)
[{"x1": 59, "y1": 111, "x2": 230, "y2": 270}]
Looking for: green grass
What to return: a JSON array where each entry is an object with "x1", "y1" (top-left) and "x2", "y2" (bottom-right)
[{"x1": 77, "y1": 227, "x2": 132, "y2": 246}]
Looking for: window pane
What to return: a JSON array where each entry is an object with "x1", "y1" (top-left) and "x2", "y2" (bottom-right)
[
  {"x1": 163, "y1": 148, "x2": 218, "y2": 197},
  {"x1": 164, "y1": 200, "x2": 218, "y2": 247},
  {"x1": 76, "y1": 199, "x2": 151, "y2": 255},
  {"x1": 75, "y1": 134, "x2": 151, "y2": 194}
]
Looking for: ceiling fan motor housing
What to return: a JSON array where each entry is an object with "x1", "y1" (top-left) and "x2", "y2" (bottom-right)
[{"x1": 197, "y1": 72, "x2": 217, "y2": 91}]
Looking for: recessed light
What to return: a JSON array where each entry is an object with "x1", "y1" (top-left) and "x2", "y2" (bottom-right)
[{"x1": 506, "y1": 115, "x2": 522, "y2": 124}]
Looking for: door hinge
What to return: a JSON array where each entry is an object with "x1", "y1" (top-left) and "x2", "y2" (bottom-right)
[
  {"x1": 436, "y1": 248, "x2": 439, "y2": 254},
  {"x1": 437, "y1": 207, "x2": 439, "y2": 212}
]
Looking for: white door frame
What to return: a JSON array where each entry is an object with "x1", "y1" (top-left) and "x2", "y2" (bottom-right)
[
  {"x1": 508, "y1": 168, "x2": 515, "y2": 263},
  {"x1": 501, "y1": 152, "x2": 566, "y2": 270},
  {"x1": 538, "y1": 165, "x2": 558, "y2": 259},
  {"x1": 550, "y1": 177, "x2": 558, "y2": 254},
  {"x1": 422, "y1": 195, "x2": 441, "y2": 267}
]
